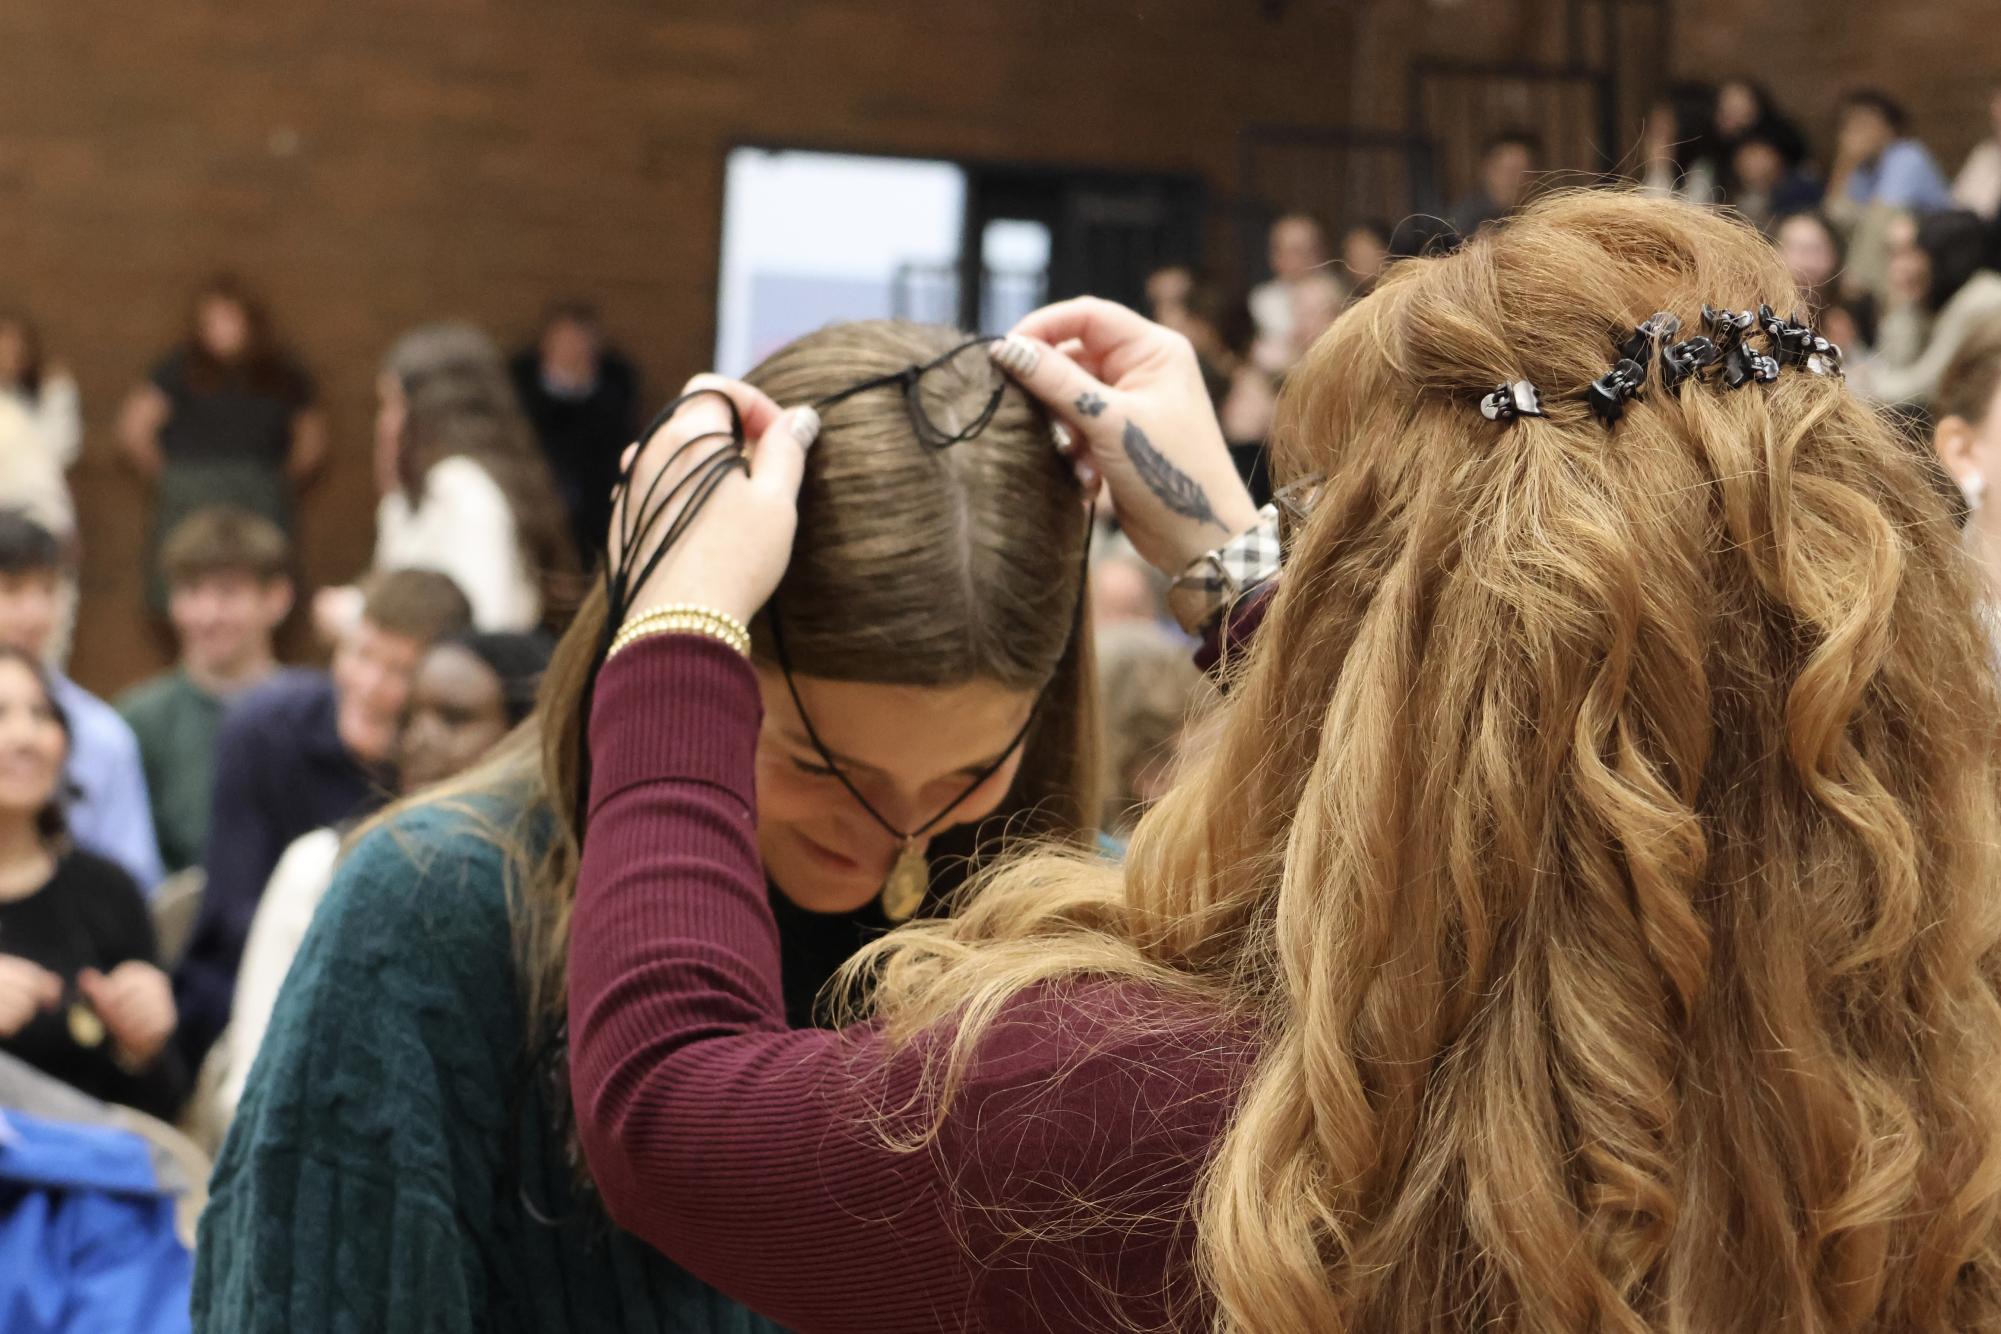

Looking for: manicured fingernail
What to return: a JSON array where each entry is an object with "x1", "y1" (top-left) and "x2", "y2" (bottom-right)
[
  {"x1": 988, "y1": 335, "x2": 1039, "y2": 375},
  {"x1": 1051, "y1": 422, "x2": 1073, "y2": 452},
  {"x1": 789, "y1": 406, "x2": 821, "y2": 448},
  {"x1": 1075, "y1": 460, "x2": 1098, "y2": 489}
]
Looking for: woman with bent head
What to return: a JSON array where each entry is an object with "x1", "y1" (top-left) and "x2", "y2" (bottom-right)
[
  {"x1": 192, "y1": 321, "x2": 1100, "y2": 1333},
  {"x1": 563, "y1": 191, "x2": 2001, "y2": 1333}
]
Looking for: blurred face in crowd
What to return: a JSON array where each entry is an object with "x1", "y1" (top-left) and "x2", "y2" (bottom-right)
[
  {"x1": 540, "y1": 316, "x2": 600, "y2": 386},
  {"x1": 196, "y1": 295, "x2": 252, "y2": 363},
  {"x1": 752, "y1": 673, "x2": 1036, "y2": 913},
  {"x1": 0, "y1": 570, "x2": 61, "y2": 661},
  {"x1": 397, "y1": 643, "x2": 510, "y2": 792},
  {"x1": 1886, "y1": 214, "x2": 1929, "y2": 305},
  {"x1": 1268, "y1": 216, "x2": 1327, "y2": 283},
  {"x1": 1715, "y1": 81, "x2": 1761, "y2": 137},
  {"x1": 1776, "y1": 214, "x2": 1840, "y2": 291},
  {"x1": 0, "y1": 321, "x2": 29, "y2": 389},
  {"x1": 169, "y1": 570, "x2": 292, "y2": 685},
  {"x1": 1733, "y1": 140, "x2": 1785, "y2": 193},
  {"x1": 1145, "y1": 266, "x2": 1194, "y2": 323},
  {"x1": 1483, "y1": 141, "x2": 1535, "y2": 209},
  {"x1": 1839, "y1": 103, "x2": 1896, "y2": 164},
  {"x1": 0, "y1": 659, "x2": 65, "y2": 823},
  {"x1": 1340, "y1": 227, "x2": 1389, "y2": 285},
  {"x1": 330, "y1": 618, "x2": 428, "y2": 766}
]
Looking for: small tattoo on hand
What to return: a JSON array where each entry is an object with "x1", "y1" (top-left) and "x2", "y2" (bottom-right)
[{"x1": 1075, "y1": 392, "x2": 1107, "y2": 418}]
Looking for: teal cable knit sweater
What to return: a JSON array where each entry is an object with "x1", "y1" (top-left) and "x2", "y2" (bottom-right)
[{"x1": 193, "y1": 800, "x2": 788, "y2": 1333}]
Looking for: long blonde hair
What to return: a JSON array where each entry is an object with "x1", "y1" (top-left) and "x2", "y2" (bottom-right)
[{"x1": 849, "y1": 192, "x2": 2001, "y2": 1331}]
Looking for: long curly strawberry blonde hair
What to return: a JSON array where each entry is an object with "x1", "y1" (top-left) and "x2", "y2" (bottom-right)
[{"x1": 849, "y1": 190, "x2": 2001, "y2": 1332}]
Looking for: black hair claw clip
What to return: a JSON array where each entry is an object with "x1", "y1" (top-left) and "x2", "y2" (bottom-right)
[
  {"x1": 1661, "y1": 336, "x2": 1718, "y2": 392},
  {"x1": 1757, "y1": 304, "x2": 1845, "y2": 377},
  {"x1": 1480, "y1": 379, "x2": 1546, "y2": 422},
  {"x1": 1583, "y1": 312, "x2": 1676, "y2": 426}
]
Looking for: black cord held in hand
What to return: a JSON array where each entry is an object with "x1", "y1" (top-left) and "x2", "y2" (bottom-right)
[{"x1": 575, "y1": 387, "x2": 751, "y2": 837}]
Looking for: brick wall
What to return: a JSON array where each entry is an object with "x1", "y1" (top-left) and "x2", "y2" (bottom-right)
[{"x1": 1, "y1": 0, "x2": 1354, "y2": 692}]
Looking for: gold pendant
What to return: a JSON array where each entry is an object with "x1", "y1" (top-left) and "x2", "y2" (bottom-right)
[
  {"x1": 67, "y1": 1000, "x2": 105, "y2": 1049},
  {"x1": 880, "y1": 841, "x2": 929, "y2": 923}
]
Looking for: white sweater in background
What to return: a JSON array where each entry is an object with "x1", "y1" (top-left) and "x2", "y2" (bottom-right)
[
  {"x1": 1, "y1": 373, "x2": 82, "y2": 470},
  {"x1": 374, "y1": 454, "x2": 540, "y2": 632}
]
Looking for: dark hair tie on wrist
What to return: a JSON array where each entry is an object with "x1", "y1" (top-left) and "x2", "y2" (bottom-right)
[{"x1": 1480, "y1": 379, "x2": 1546, "y2": 423}]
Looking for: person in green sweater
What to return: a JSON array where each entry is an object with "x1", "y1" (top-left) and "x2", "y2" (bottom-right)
[
  {"x1": 194, "y1": 321, "x2": 1110, "y2": 1331},
  {"x1": 117, "y1": 508, "x2": 293, "y2": 876}
]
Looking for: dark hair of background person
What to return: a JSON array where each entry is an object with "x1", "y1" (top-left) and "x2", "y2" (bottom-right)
[
  {"x1": 1917, "y1": 209, "x2": 1995, "y2": 314},
  {"x1": 357, "y1": 568, "x2": 474, "y2": 644},
  {"x1": 0, "y1": 510, "x2": 63, "y2": 577},
  {"x1": 1841, "y1": 88, "x2": 1911, "y2": 136},
  {"x1": 0, "y1": 642, "x2": 73, "y2": 842},
  {"x1": 1182, "y1": 279, "x2": 1259, "y2": 362},
  {"x1": 159, "y1": 506, "x2": 293, "y2": 589},
  {"x1": 540, "y1": 299, "x2": 602, "y2": 335},
  {"x1": 182, "y1": 272, "x2": 298, "y2": 398},
  {"x1": 0, "y1": 309, "x2": 46, "y2": 398},
  {"x1": 1717, "y1": 77, "x2": 1809, "y2": 166},
  {"x1": 396, "y1": 376, "x2": 583, "y2": 622},
  {"x1": 440, "y1": 630, "x2": 554, "y2": 727},
  {"x1": 1657, "y1": 79, "x2": 1723, "y2": 177}
]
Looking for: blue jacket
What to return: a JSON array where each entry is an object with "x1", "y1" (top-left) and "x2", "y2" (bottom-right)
[{"x1": 0, "y1": 1110, "x2": 192, "y2": 1334}]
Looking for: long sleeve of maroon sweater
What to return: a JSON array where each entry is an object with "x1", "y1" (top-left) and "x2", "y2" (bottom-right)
[{"x1": 567, "y1": 634, "x2": 1251, "y2": 1334}]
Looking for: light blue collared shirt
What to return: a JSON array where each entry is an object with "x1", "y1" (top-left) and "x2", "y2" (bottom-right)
[
  {"x1": 1848, "y1": 138, "x2": 1953, "y2": 211},
  {"x1": 52, "y1": 674, "x2": 164, "y2": 896}
]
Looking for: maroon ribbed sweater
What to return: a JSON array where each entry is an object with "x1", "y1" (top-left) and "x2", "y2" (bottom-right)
[{"x1": 568, "y1": 634, "x2": 1254, "y2": 1333}]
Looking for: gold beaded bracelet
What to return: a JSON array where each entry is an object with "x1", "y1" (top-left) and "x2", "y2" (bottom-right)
[{"x1": 607, "y1": 604, "x2": 753, "y2": 660}]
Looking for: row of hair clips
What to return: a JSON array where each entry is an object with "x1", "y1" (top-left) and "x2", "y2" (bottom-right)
[{"x1": 1479, "y1": 303, "x2": 1844, "y2": 427}]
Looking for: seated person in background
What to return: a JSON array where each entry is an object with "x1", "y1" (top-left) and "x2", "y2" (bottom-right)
[
  {"x1": 1339, "y1": 219, "x2": 1394, "y2": 298},
  {"x1": 1726, "y1": 130, "x2": 1823, "y2": 232},
  {"x1": 1094, "y1": 619, "x2": 1216, "y2": 841},
  {"x1": 510, "y1": 301, "x2": 640, "y2": 565},
  {"x1": 202, "y1": 630, "x2": 550, "y2": 1136},
  {"x1": 1449, "y1": 131, "x2": 1540, "y2": 239},
  {"x1": 0, "y1": 512, "x2": 161, "y2": 894},
  {"x1": 1249, "y1": 212, "x2": 1339, "y2": 372},
  {"x1": 317, "y1": 324, "x2": 577, "y2": 637},
  {"x1": 118, "y1": 508, "x2": 293, "y2": 877},
  {"x1": 1773, "y1": 209, "x2": 1846, "y2": 316},
  {"x1": 170, "y1": 568, "x2": 471, "y2": 1070},
  {"x1": 1854, "y1": 209, "x2": 2001, "y2": 407},
  {"x1": 0, "y1": 648, "x2": 185, "y2": 1121},
  {"x1": 1827, "y1": 90, "x2": 1954, "y2": 300}
]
